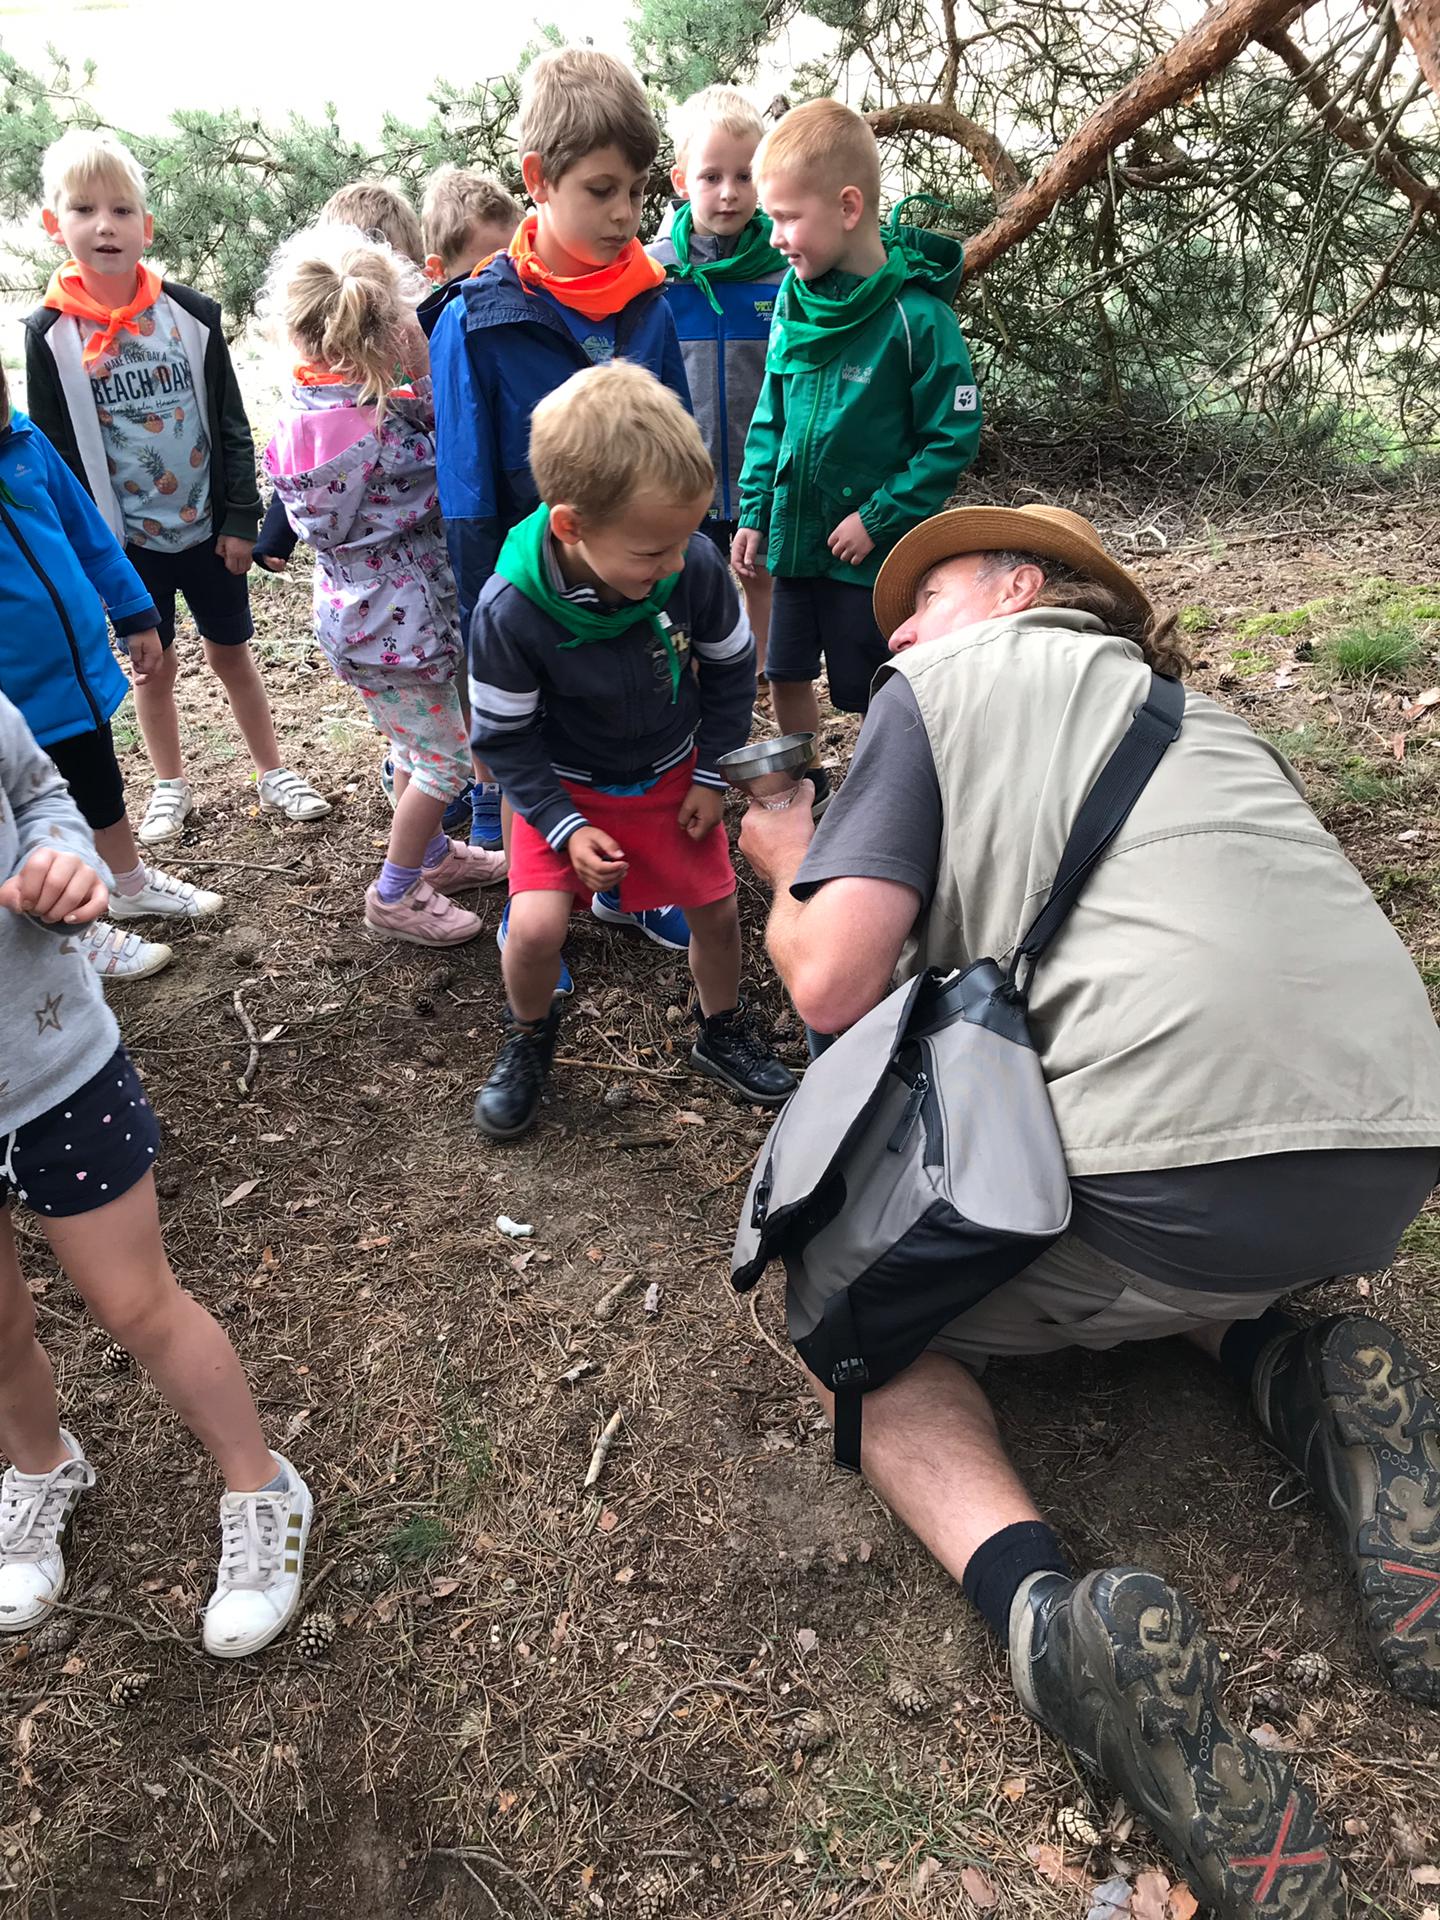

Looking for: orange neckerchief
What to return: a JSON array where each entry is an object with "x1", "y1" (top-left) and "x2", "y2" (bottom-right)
[
  {"x1": 506, "y1": 214, "x2": 663, "y2": 322},
  {"x1": 43, "y1": 261, "x2": 164, "y2": 370},
  {"x1": 293, "y1": 362, "x2": 356, "y2": 387}
]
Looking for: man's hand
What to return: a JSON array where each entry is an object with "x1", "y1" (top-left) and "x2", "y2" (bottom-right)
[
  {"x1": 255, "y1": 554, "x2": 288, "y2": 574},
  {"x1": 567, "y1": 825, "x2": 629, "y2": 892},
  {"x1": 827, "y1": 512, "x2": 875, "y2": 567},
  {"x1": 737, "y1": 782, "x2": 816, "y2": 887},
  {"x1": 0, "y1": 848, "x2": 108, "y2": 925},
  {"x1": 677, "y1": 783, "x2": 724, "y2": 841},
  {"x1": 731, "y1": 526, "x2": 764, "y2": 578},
  {"x1": 126, "y1": 627, "x2": 163, "y2": 686},
  {"x1": 216, "y1": 535, "x2": 254, "y2": 575}
]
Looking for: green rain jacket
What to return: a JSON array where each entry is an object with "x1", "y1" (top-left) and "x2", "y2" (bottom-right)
[{"x1": 736, "y1": 223, "x2": 980, "y2": 588}]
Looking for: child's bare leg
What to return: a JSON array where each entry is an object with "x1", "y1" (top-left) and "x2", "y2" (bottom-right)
[
  {"x1": 685, "y1": 894, "x2": 743, "y2": 1016},
  {"x1": 0, "y1": 1211, "x2": 68, "y2": 1475},
  {"x1": 42, "y1": 1175, "x2": 276, "y2": 1491},
  {"x1": 770, "y1": 677, "x2": 821, "y2": 742},
  {"x1": 134, "y1": 644, "x2": 185, "y2": 781},
  {"x1": 501, "y1": 890, "x2": 572, "y2": 1018},
  {"x1": 92, "y1": 816, "x2": 144, "y2": 878},
  {"x1": 201, "y1": 640, "x2": 281, "y2": 777},
  {"x1": 743, "y1": 571, "x2": 773, "y2": 681},
  {"x1": 387, "y1": 781, "x2": 447, "y2": 869}
]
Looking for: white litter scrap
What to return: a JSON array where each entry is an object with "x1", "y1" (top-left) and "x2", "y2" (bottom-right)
[{"x1": 496, "y1": 1214, "x2": 534, "y2": 1239}]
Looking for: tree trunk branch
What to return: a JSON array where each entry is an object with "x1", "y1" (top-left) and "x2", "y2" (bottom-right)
[
  {"x1": 957, "y1": 0, "x2": 1320, "y2": 279},
  {"x1": 1393, "y1": 0, "x2": 1440, "y2": 100},
  {"x1": 865, "y1": 102, "x2": 1024, "y2": 202}
]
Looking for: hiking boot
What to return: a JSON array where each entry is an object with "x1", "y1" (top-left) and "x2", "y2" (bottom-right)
[
  {"x1": 497, "y1": 897, "x2": 572, "y2": 996},
  {"x1": 691, "y1": 1003, "x2": 796, "y2": 1107},
  {"x1": 137, "y1": 778, "x2": 193, "y2": 846},
  {"x1": 258, "y1": 767, "x2": 331, "y2": 822},
  {"x1": 79, "y1": 920, "x2": 173, "y2": 980},
  {"x1": 473, "y1": 1004, "x2": 562, "y2": 1141},
  {"x1": 0, "y1": 1431, "x2": 95, "y2": 1632},
  {"x1": 109, "y1": 866, "x2": 224, "y2": 921},
  {"x1": 591, "y1": 892, "x2": 690, "y2": 952},
  {"x1": 1010, "y1": 1567, "x2": 1342, "y2": 1918},
  {"x1": 470, "y1": 781, "x2": 504, "y2": 852},
  {"x1": 422, "y1": 838, "x2": 507, "y2": 895},
  {"x1": 363, "y1": 878, "x2": 481, "y2": 947},
  {"x1": 443, "y1": 782, "x2": 475, "y2": 835},
  {"x1": 1252, "y1": 1313, "x2": 1440, "y2": 1705},
  {"x1": 202, "y1": 1454, "x2": 313, "y2": 1658}
]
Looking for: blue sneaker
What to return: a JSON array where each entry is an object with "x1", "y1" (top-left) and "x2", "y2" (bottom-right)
[
  {"x1": 591, "y1": 892, "x2": 690, "y2": 952},
  {"x1": 470, "y1": 782, "x2": 504, "y2": 851},
  {"x1": 442, "y1": 782, "x2": 475, "y2": 834},
  {"x1": 496, "y1": 896, "x2": 573, "y2": 996}
]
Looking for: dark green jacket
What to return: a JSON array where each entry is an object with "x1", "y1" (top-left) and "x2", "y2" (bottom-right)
[{"x1": 737, "y1": 226, "x2": 980, "y2": 587}]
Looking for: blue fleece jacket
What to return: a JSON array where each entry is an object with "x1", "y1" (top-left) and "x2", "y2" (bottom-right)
[
  {"x1": 0, "y1": 410, "x2": 158, "y2": 748},
  {"x1": 426, "y1": 255, "x2": 692, "y2": 632}
]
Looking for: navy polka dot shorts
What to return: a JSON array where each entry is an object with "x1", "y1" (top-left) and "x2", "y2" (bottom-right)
[{"x1": 0, "y1": 1046, "x2": 161, "y2": 1218}]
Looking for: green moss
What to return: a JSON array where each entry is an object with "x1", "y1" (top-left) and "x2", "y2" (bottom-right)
[
  {"x1": 1228, "y1": 647, "x2": 1273, "y2": 678},
  {"x1": 1237, "y1": 600, "x2": 1329, "y2": 640},
  {"x1": 1178, "y1": 604, "x2": 1219, "y2": 635},
  {"x1": 1349, "y1": 577, "x2": 1440, "y2": 622}
]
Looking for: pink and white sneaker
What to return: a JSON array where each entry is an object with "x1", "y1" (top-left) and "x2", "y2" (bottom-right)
[
  {"x1": 363, "y1": 878, "x2": 481, "y2": 947},
  {"x1": 422, "y1": 839, "x2": 507, "y2": 895}
]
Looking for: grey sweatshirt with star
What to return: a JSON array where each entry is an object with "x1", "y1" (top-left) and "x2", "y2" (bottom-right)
[{"x1": 0, "y1": 691, "x2": 118, "y2": 1135}]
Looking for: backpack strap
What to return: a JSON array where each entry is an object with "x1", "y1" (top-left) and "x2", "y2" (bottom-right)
[
  {"x1": 1006, "y1": 672, "x2": 1185, "y2": 996},
  {"x1": 822, "y1": 1289, "x2": 870, "y2": 1474}
]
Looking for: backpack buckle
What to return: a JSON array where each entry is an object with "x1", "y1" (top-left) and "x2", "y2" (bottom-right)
[
  {"x1": 831, "y1": 1356, "x2": 869, "y2": 1389},
  {"x1": 751, "y1": 1169, "x2": 772, "y2": 1228}
]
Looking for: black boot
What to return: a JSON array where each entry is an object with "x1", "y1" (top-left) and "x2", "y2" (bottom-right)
[
  {"x1": 690, "y1": 1002, "x2": 796, "y2": 1107},
  {"x1": 473, "y1": 1003, "x2": 562, "y2": 1141},
  {"x1": 1252, "y1": 1314, "x2": 1440, "y2": 1705},
  {"x1": 1011, "y1": 1568, "x2": 1342, "y2": 1918}
]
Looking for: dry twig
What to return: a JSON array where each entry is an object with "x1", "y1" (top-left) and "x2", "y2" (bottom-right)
[
  {"x1": 583, "y1": 1408, "x2": 624, "y2": 1489},
  {"x1": 232, "y1": 986, "x2": 262, "y2": 1096}
]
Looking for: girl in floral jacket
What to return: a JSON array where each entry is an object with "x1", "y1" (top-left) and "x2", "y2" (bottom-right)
[{"x1": 263, "y1": 226, "x2": 504, "y2": 946}]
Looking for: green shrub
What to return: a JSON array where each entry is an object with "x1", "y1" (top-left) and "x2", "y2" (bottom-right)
[{"x1": 1321, "y1": 621, "x2": 1423, "y2": 681}]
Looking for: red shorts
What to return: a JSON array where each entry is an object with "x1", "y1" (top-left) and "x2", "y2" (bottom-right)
[{"x1": 508, "y1": 755, "x2": 736, "y2": 912}]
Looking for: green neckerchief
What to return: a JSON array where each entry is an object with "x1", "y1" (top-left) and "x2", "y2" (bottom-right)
[
  {"x1": 495, "y1": 505, "x2": 685, "y2": 702},
  {"x1": 765, "y1": 201, "x2": 952, "y2": 373},
  {"x1": 666, "y1": 205, "x2": 786, "y2": 315}
]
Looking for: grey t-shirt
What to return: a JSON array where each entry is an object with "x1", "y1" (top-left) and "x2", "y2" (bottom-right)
[{"x1": 793, "y1": 677, "x2": 1437, "y2": 1290}]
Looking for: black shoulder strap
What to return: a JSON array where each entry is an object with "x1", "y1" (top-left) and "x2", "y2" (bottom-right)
[{"x1": 1007, "y1": 672, "x2": 1185, "y2": 995}]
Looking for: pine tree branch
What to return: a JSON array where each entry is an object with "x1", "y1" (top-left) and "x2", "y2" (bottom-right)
[
  {"x1": 864, "y1": 102, "x2": 1024, "y2": 201},
  {"x1": 1393, "y1": 0, "x2": 1440, "y2": 101}
]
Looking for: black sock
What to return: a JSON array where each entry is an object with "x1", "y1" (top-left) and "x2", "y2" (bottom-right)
[
  {"x1": 1217, "y1": 1307, "x2": 1302, "y2": 1396},
  {"x1": 961, "y1": 1520, "x2": 1072, "y2": 1640}
]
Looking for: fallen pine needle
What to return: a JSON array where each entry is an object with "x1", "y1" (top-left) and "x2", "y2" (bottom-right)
[
  {"x1": 583, "y1": 1407, "x2": 623, "y2": 1488},
  {"x1": 553, "y1": 1055, "x2": 682, "y2": 1080}
]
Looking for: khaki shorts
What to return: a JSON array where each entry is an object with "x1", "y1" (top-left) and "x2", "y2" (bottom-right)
[{"x1": 927, "y1": 1233, "x2": 1288, "y2": 1369}]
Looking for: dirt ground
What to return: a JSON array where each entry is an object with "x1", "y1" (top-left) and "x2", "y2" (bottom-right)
[{"x1": 3, "y1": 492, "x2": 1440, "y2": 1920}]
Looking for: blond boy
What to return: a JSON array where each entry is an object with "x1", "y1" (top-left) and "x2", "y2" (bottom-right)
[
  {"x1": 25, "y1": 129, "x2": 328, "y2": 842},
  {"x1": 420, "y1": 165, "x2": 522, "y2": 284},
  {"x1": 319, "y1": 179, "x2": 424, "y2": 266}
]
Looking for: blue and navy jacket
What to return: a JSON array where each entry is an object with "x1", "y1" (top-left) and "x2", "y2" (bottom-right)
[
  {"x1": 425, "y1": 254, "x2": 692, "y2": 631},
  {"x1": 0, "y1": 410, "x2": 158, "y2": 748},
  {"x1": 648, "y1": 232, "x2": 785, "y2": 524}
]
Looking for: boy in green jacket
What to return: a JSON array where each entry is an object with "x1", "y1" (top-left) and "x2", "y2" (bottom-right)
[{"x1": 732, "y1": 99, "x2": 981, "y2": 805}]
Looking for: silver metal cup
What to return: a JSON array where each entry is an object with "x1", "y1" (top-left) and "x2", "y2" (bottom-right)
[{"x1": 715, "y1": 732, "x2": 817, "y2": 810}]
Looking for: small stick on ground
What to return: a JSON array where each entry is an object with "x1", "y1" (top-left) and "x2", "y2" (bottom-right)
[
  {"x1": 176, "y1": 1758, "x2": 278, "y2": 1845},
  {"x1": 427, "y1": 1849, "x2": 551, "y2": 1917},
  {"x1": 643, "y1": 1676, "x2": 757, "y2": 1740},
  {"x1": 583, "y1": 1407, "x2": 623, "y2": 1489},
  {"x1": 593, "y1": 1273, "x2": 641, "y2": 1322},
  {"x1": 232, "y1": 986, "x2": 262, "y2": 1096},
  {"x1": 553, "y1": 1056, "x2": 683, "y2": 1080}
]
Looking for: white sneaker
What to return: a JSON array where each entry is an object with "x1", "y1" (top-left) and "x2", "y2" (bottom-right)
[
  {"x1": 202, "y1": 1454, "x2": 313, "y2": 1658},
  {"x1": 137, "y1": 779, "x2": 193, "y2": 846},
  {"x1": 109, "y1": 867, "x2": 224, "y2": 921},
  {"x1": 79, "y1": 920, "x2": 173, "y2": 980},
  {"x1": 257, "y1": 768, "x2": 331, "y2": 822},
  {"x1": 0, "y1": 1431, "x2": 95, "y2": 1632}
]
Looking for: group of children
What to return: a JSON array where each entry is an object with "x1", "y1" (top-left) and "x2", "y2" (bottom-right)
[{"x1": 0, "y1": 52, "x2": 981, "y2": 1656}]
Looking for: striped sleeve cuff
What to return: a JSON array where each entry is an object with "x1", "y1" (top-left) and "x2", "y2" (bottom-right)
[
  {"x1": 469, "y1": 676, "x2": 541, "y2": 732},
  {"x1": 693, "y1": 612, "x2": 754, "y2": 663}
]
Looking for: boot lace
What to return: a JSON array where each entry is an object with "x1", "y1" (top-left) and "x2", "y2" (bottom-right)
[
  {"x1": 214, "y1": 1490, "x2": 288, "y2": 1593},
  {"x1": 0, "y1": 1458, "x2": 95, "y2": 1560}
]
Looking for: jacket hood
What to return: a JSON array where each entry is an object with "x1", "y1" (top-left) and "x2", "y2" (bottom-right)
[
  {"x1": 893, "y1": 222, "x2": 964, "y2": 305},
  {"x1": 417, "y1": 272, "x2": 471, "y2": 340}
]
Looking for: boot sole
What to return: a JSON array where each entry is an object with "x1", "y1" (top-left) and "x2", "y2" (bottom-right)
[
  {"x1": 1316, "y1": 1317, "x2": 1440, "y2": 1705},
  {"x1": 688, "y1": 1045, "x2": 794, "y2": 1108},
  {"x1": 1067, "y1": 1569, "x2": 1342, "y2": 1918},
  {"x1": 472, "y1": 1101, "x2": 542, "y2": 1141}
]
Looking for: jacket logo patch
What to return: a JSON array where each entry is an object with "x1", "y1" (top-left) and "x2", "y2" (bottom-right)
[
  {"x1": 753, "y1": 298, "x2": 775, "y2": 319},
  {"x1": 954, "y1": 384, "x2": 978, "y2": 412},
  {"x1": 840, "y1": 363, "x2": 873, "y2": 385},
  {"x1": 651, "y1": 623, "x2": 691, "y2": 684}
]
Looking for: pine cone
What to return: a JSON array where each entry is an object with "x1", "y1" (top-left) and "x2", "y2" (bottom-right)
[
  {"x1": 1056, "y1": 1805, "x2": 1103, "y2": 1849},
  {"x1": 632, "y1": 1868, "x2": 673, "y2": 1918},
  {"x1": 1285, "y1": 1650, "x2": 1333, "y2": 1691},
  {"x1": 736, "y1": 1784, "x2": 772, "y2": 1812},
  {"x1": 99, "y1": 1341, "x2": 131, "y2": 1374},
  {"x1": 884, "y1": 1671, "x2": 932, "y2": 1718},
  {"x1": 789, "y1": 1707, "x2": 835, "y2": 1754},
  {"x1": 296, "y1": 1609, "x2": 337, "y2": 1659},
  {"x1": 110, "y1": 1670, "x2": 151, "y2": 1707},
  {"x1": 28, "y1": 1613, "x2": 78, "y2": 1657},
  {"x1": 343, "y1": 1554, "x2": 392, "y2": 1595}
]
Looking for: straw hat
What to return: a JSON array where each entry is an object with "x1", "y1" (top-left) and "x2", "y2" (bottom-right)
[{"x1": 871, "y1": 504, "x2": 1152, "y2": 640}]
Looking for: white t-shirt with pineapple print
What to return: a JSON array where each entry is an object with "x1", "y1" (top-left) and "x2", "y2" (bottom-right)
[{"x1": 89, "y1": 293, "x2": 212, "y2": 552}]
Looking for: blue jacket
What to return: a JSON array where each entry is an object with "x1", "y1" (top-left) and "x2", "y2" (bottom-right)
[
  {"x1": 427, "y1": 254, "x2": 692, "y2": 630},
  {"x1": 0, "y1": 410, "x2": 158, "y2": 748}
]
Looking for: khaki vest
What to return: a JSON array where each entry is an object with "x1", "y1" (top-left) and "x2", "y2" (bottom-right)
[{"x1": 885, "y1": 609, "x2": 1440, "y2": 1174}]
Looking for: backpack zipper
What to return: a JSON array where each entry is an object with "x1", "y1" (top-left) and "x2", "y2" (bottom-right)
[{"x1": 887, "y1": 1069, "x2": 929, "y2": 1153}]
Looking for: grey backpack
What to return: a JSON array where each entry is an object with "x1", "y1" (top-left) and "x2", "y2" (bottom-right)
[{"x1": 731, "y1": 672, "x2": 1185, "y2": 1470}]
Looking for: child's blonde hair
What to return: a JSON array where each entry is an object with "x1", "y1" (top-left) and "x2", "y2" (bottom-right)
[
  {"x1": 530, "y1": 361, "x2": 712, "y2": 522},
  {"x1": 263, "y1": 225, "x2": 425, "y2": 413},
  {"x1": 516, "y1": 48, "x2": 659, "y2": 184},
  {"x1": 319, "y1": 180, "x2": 424, "y2": 268},
  {"x1": 670, "y1": 85, "x2": 764, "y2": 169},
  {"x1": 756, "y1": 98, "x2": 881, "y2": 208},
  {"x1": 42, "y1": 127, "x2": 148, "y2": 214},
  {"x1": 421, "y1": 165, "x2": 522, "y2": 273}
]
